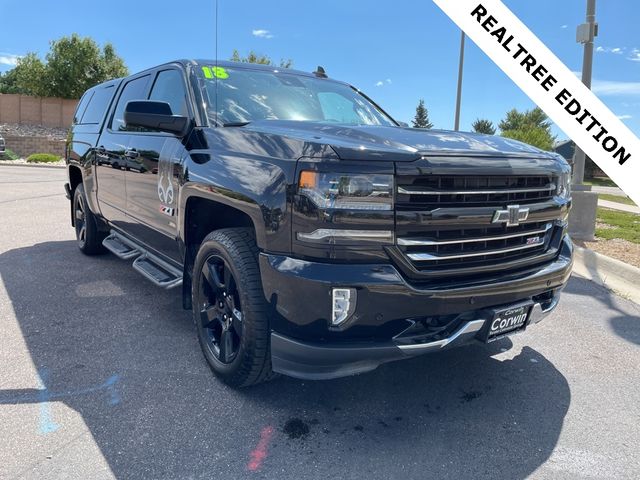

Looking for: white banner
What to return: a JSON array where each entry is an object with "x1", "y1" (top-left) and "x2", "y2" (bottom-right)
[{"x1": 433, "y1": 0, "x2": 640, "y2": 206}]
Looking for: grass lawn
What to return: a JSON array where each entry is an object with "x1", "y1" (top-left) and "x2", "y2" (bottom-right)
[
  {"x1": 598, "y1": 193, "x2": 637, "y2": 206},
  {"x1": 596, "y1": 207, "x2": 640, "y2": 243},
  {"x1": 584, "y1": 177, "x2": 618, "y2": 188}
]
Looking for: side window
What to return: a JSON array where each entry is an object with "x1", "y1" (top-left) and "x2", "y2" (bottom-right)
[
  {"x1": 73, "y1": 91, "x2": 93, "y2": 124},
  {"x1": 317, "y1": 92, "x2": 359, "y2": 124},
  {"x1": 111, "y1": 75, "x2": 151, "y2": 131},
  {"x1": 149, "y1": 69, "x2": 188, "y2": 117},
  {"x1": 81, "y1": 85, "x2": 115, "y2": 125}
]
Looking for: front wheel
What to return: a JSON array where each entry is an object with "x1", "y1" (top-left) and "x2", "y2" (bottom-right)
[
  {"x1": 192, "y1": 228, "x2": 274, "y2": 387},
  {"x1": 73, "y1": 183, "x2": 106, "y2": 255}
]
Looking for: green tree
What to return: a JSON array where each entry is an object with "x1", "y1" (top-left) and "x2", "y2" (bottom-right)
[
  {"x1": 499, "y1": 107, "x2": 555, "y2": 151},
  {"x1": 498, "y1": 107, "x2": 552, "y2": 132},
  {"x1": 44, "y1": 34, "x2": 128, "y2": 98},
  {"x1": 99, "y1": 43, "x2": 128, "y2": 81},
  {"x1": 471, "y1": 118, "x2": 496, "y2": 135},
  {"x1": 0, "y1": 66, "x2": 24, "y2": 94},
  {"x1": 230, "y1": 49, "x2": 293, "y2": 68},
  {"x1": 13, "y1": 53, "x2": 48, "y2": 96},
  {"x1": 502, "y1": 127, "x2": 555, "y2": 151},
  {"x1": 12, "y1": 34, "x2": 128, "y2": 99},
  {"x1": 412, "y1": 99, "x2": 433, "y2": 129}
]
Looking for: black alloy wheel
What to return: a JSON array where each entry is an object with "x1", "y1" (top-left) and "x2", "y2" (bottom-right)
[
  {"x1": 74, "y1": 190, "x2": 87, "y2": 249},
  {"x1": 72, "y1": 183, "x2": 105, "y2": 255},
  {"x1": 192, "y1": 228, "x2": 274, "y2": 387},
  {"x1": 197, "y1": 254, "x2": 243, "y2": 364}
]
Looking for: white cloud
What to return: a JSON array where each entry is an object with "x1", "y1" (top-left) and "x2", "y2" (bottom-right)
[
  {"x1": 561, "y1": 25, "x2": 568, "y2": 29},
  {"x1": 596, "y1": 46, "x2": 624, "y2": 55},
  {"x1": 571, "y1": 71, "x2": 640, "y2": 97},
  {"x1": 0, "y1": 53, "x2": 21, "y2": 66},
  {"x1": 252, "y1": 29, "x2": 274, "y2": 39},
  {"x1": 375, "y1": 79, "x2": 392, "y2": 87},
  {"x1": 629, "y1": 48, "x2": 640, "y2": 62},
  {"x1": 592, "y1": 79, "x2": 640, "y2": 96},
  {"x1": 617, "y1": 114, "x2": 632, "y2": 120}
]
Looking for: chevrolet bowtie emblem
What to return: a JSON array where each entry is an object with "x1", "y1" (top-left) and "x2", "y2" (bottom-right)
[{"x1": 492, "y1": 205, "x2": 530, "y2": 227}]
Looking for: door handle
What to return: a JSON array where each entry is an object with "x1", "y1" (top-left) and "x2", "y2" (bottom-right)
[{"x1": 125, "y1": 149, "x2": 139, "y2": 159}]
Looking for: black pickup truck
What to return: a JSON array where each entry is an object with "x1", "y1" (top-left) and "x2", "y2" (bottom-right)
[{"x1": 65, "y1": 60, "x2": 573, "y2": 386}]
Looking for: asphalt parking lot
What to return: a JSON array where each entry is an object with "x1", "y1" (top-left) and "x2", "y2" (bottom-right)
[{"x1": 1, "y1": 165, "x2": 639, "y2": 479}]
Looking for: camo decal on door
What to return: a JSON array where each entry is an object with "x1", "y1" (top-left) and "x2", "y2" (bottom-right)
[{"x1": 157, "y1": 139, "x2": 184, "y2": 216}]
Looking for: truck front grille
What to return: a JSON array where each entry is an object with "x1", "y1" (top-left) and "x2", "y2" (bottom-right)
[
  {"x1": 394, "y1": 174, "x2": 564, "y2": 277},
  {"x1": 397, "y1": 174, "x2": 556, "y2": 209},
  {"x1": 398, "y1": 221, "x2": 552, "y2": 269}
]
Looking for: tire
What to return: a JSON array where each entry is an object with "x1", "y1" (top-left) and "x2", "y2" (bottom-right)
[
  {"x1": 73, "y1": 183, "x2": 106, "y2": 255},
  {"x1": 192, "y1": 228, "x2": 275, "y2": 387}
]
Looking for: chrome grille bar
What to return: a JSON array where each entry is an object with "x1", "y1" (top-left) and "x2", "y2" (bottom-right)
[
  {"x1": 397, "y1": 184, "x2": 556, "y2": 195},
  {"x1": 407, "y1": 241, "x2": 545, "y2": 262},
  {"x1": 397, "y1": 223, "x2": 552, "y2": 246}
]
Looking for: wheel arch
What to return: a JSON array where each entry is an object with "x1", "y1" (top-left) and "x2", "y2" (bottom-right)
[
  {"x1": 68, "y1": 165, "x2": 83, "y2": 226},
  {"x1": 180, "y1": 192, "x2": 260, "y2": 310}
]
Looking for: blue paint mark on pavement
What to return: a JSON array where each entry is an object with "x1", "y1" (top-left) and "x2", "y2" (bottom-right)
[
  {"x1": 104, "y1": 375, "x2": 121, "y2": 406},
  {"x1": 1, "y1": 370, "x2": 122, "y2": 435},
  {"x1": 36, "y1": 368, "x2": 60, "y2": 435}
]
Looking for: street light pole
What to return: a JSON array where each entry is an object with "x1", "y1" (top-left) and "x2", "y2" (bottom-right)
[
  {"x1": 573, "y1": 0, "x2": 597, "y2": 186},
  {"x1": 568, "y1": 0, "x2": 599, "y2": 241},
  {"x1": 454, "y1": 31, "x2": 465, "y2": 131}
]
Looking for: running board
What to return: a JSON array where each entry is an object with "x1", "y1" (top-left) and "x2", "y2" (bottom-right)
[
  {"x1": 102, "y1": 232, "x2": 140, "y2": 259},
  {"x1": 103, "y1": 230, "x2": 182, "y2": 289},
  {"x1": 132, "y1": 253, "x2": 182, "y2": 289}
]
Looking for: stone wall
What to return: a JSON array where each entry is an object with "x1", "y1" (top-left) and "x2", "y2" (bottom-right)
[{"x1": 2, "y1": 135, "x2": 66, "y2": 158}]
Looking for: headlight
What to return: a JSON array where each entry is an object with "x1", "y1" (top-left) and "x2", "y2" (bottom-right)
[
  {"x1": 556, "y1": 172, "x2": 571, "y2": 200},
  {"x1": 298, "y1": 171, "x2": 393, "y2": 210}
]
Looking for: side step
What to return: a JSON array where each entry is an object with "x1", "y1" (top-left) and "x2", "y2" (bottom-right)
[
  {"x1": 103, "y1": 230, "x2": 182, "y2": 289},
  {"x1": 103, "y1": 232, "x2": 140, "y2": 259},
  {"x1": 133, "y1": 253, "x2": 183, "y2": 289}
]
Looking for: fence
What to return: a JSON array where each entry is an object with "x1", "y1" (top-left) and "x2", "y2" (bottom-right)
[{"x1": 0, "y1": 94, "x2": 78, "y2": 128}]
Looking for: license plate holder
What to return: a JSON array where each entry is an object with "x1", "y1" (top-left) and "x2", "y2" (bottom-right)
[{"x1": 481, "y1": 302, "x2": 533, "y2": 343}]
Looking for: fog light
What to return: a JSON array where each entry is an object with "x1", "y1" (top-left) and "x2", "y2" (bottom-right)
[{"x1": 332, "y1": 288, "x2": 356, "y2": 326}]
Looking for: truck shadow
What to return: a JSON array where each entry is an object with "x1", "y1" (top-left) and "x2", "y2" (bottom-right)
[
  {"x1": 1, "y1": 240, "x2": 571, "y2": 479},
  {"x1": 563, "y1": 276, "x2": 640, "y2": 346}
]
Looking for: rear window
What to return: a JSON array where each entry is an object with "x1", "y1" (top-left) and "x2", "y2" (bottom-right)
[
  {"x1": 73, "y1": 92, "x2": 93, "y2": 124},
  {"x1": 80, "y1": 85, "x2": 116, "y2": 125}
]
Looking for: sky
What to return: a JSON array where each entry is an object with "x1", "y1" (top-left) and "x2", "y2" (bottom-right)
[{"x1": 0, "y1": 0, "x2": 638, "y2": 140}]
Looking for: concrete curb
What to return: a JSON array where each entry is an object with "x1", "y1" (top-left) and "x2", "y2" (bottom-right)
[
  {"x1": 572, "y1": 245, "x2": 640, "y2": 304},
  {"x1": 0, "y1": 162, "x2": 65, "y2": 170},
  {"x1": 598, "y1": 199, "x2": 640, "y2": 214}
]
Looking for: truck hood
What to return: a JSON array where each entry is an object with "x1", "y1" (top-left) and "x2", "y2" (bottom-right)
[{"x1": 242, "y1": 120, "x2": 558, "y2": 162}]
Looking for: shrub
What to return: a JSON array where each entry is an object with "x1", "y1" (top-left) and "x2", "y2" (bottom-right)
[
  {"x1": 1, "y1": 148, "x2": 20, "y2": 160},
  {"x1": 26, "y1": 153, "x2": 61, "y2": 163}
]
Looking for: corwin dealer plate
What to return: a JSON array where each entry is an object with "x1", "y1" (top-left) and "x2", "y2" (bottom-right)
[{"x1": 483, "y1": 303, "x2": 533, "y2": 342}]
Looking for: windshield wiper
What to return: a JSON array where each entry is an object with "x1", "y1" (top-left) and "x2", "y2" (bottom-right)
[{"x1": 222, "y1": 121, "x2": 251, "y2": 127}]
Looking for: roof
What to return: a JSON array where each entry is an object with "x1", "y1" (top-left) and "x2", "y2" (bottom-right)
[{"x1": 192, "y1": 60, "x2": 322, "y2": 78}]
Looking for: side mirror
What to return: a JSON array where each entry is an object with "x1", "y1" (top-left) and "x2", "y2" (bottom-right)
[
  {"x1": 124, "y1": 101, "x2": 189, "y2": 136},
  {"x1": 397, "y1": 121, "x2": 409, "y2": 128}
]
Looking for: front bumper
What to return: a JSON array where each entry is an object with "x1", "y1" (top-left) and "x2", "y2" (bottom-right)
[
  {"x1": 260, "y1": 236, "x2": 573, "y2": 380},
  {"x1": 271, "y1": 294, "x2": 560, "y2": 380}
]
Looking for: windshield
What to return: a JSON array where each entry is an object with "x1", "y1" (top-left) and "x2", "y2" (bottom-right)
[{"x1": 196, "y1": 64, "x2": 395, "y2": 127}]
